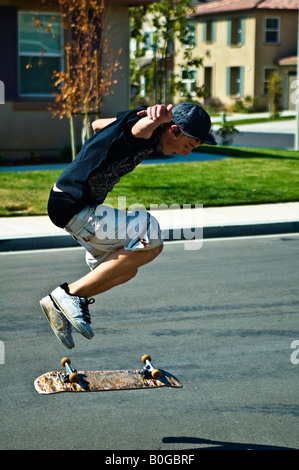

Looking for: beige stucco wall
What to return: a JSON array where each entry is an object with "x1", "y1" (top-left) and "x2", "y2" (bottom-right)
[
  {"x1": 174, "y1": 14, "x2": 257, "y2": 107},
  {"x1": 101, "y1": 4, "x2": 130, "y2": 116},
  {"x1": 173, "y1": 10, "x2": 297, "y2": 110},
  {"x1": 254, "y1": 10, "x2": 297, "y2": 101},
  {"x1": 0, "y1": 102, "x2": 83, "y2": 159}
]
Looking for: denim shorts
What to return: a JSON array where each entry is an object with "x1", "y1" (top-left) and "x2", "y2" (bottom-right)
[{"x1": 64, "y1": 204, "x2": 163, "y2": 269}]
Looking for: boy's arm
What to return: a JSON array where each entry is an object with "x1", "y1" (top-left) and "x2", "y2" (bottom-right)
[
  {"x1": 131, "y1": 104, "x2": 173, "y2": 139},
  {"x1": 92, "y1": 117, "x2": 116, "y2": 132}
]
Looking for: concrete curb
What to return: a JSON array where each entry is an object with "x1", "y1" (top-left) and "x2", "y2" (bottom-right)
[{"x1": 1, "y1": 221, "x2": 298, "y2": 252}]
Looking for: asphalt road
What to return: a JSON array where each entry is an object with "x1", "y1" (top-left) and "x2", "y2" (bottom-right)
[{"x1": 0, "y1": 235, "x2": 298, "y2": 452}]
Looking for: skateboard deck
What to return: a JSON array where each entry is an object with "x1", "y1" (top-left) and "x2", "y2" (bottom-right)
[{"x1": 34, "y1": 355, "x2": 183, "y2": 395}]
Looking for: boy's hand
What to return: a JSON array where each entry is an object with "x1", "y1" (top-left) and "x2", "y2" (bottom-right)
[
  {"x1": 132, "y1": 104, "x2": 174, "y2": 140},
  {"x1": 137, "y1": 104, "x2": 173, "y2": 124}
]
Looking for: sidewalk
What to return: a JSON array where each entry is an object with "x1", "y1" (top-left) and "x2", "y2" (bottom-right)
[
  {"x1": 211, "y1": 110, "x2": 296, "y2": 127},
  {"x1": 0, "y1": 202, "x2": 298, "y2": 251}
]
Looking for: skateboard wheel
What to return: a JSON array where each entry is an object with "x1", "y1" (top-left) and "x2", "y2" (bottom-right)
[
  {"x1": 142, "y1": 354, "x2": 151, "y2": 364},
  {"x1": 61, "y1": 357, "x2": 71, "y2": 367},
  {"x1": 152, "y1": 369, "x2": 161, "y2": 380},
  {"x1": 69, "y1": 372, "x2": 79, "y2": 383}
]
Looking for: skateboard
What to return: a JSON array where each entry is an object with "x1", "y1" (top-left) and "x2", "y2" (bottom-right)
[{"x1": 34, "y1": 355, "x2": 183, "y2": 395}]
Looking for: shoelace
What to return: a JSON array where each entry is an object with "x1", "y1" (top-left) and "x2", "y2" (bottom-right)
[{"x1": 78, "y1": 297, "x2": 95, "y2": 324}]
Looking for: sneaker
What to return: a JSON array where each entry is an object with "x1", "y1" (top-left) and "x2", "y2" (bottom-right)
[
  {"x1": 51, "y1": 284, "x2": 94, "y2": 339},
  {"x1": 40, "y1": 295, "x2": 75, "y2": 349}
]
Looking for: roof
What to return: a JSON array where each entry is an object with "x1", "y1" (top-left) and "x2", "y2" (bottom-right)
[
  {"x1": 257, "y1": 0, "x2": 298, "y2": 8},
  {"x1": 193, "y1": 0, "x2": 299, "y2": 16},
  {"x1": 113, "y1": 0, "x2": 155, "y2": 4},
  {"x1": 278, "y1": 55, "x2": 298, "y2": 65}
]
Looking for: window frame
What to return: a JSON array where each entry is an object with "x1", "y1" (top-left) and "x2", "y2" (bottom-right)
[
  {"x1": 143, "y1": 31, "x2": 155, "y2": 52},
  {"x1": 203, "y1": 19, "x2": 216, "y2": 44},
  {"x1": 226, "y1": 66, "x2": 244, "y2": 97},
  {"x1": 227, "y1": 17, "x2": 245, "y2": 47},
  {"x1": 180, "y1": 68, "x2": 197, "y2": 96},
  {"x1": 180, "y1": 22, "x2": 196, "y2": 49},
  {"x1": 18, "y1": 11, "x2": 64, "y2": 98},
  {"x1": 264, "y1": 17, "x2": 280, "y2": 45}
]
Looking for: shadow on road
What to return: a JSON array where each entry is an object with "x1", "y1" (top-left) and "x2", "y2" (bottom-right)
[{"x1": 162, "y1": 436, "x2": 296, "y2": 450}]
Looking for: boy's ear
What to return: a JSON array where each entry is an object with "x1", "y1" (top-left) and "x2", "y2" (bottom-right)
[{"x1": 169, "y1": 124, "x2": 180, "y2": 137}]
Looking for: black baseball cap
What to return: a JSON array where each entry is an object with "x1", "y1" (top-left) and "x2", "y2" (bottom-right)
[{"x1": 172, "y1": 102, "x2": 217, "y2": 145}]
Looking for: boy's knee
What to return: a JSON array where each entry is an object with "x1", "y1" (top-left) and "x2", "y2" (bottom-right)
[
  {"x1": 154, "y1": 243, "x2": 164, "y2": 256},
  {"x1": 148, "y1": 242, "x2": 164, "y2": 260}
]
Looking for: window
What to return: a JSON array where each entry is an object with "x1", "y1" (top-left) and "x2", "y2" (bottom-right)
[
  {"x1": 181, "y1": 69, "x2": 197, "y2": 96},
  {"x1": 181, "y1": 22, "x2": 196, "y2": 48},
  {"x1": 204, "y1": 67, "x2": 212, "y2": 97},
  {"x1": 203, "y1": 20, "x2": 216, "y2": 43},
  {"x1": 227, "y1": 17, "x2": 245, "y2": 46},
  {"x1": 263, "y1": 67, "x2": 276, "y2": 95},
  {"x1": 264, "y1": 17, "x2": 280, "y2": 44},
  {"x1": 18, "y1": 12, "x2": 63, "y2": 97},
  {"x1": 143, "y1": 31, "x2": 155, "y2": 52},
  {"x1": 226, "y1": 67, "x2": 244, "y2": 96}
]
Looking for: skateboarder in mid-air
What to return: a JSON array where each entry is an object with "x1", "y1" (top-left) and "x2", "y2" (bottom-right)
[{"x1": 40, "y1": 102, "x2": 216, "y2": 348}]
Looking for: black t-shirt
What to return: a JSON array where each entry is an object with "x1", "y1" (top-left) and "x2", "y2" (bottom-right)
[
  {"x1": 49, "y1": 106, "x2": 162, "y2": 227},
  {"x1": 57, "y1": 106, "x2": 162, "y2": 205}
]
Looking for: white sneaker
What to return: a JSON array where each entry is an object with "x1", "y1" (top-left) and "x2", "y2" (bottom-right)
[
  {"x1": 40, "y1": 295, "x2": 75, "y2": 349},
  {"x1": 51, "y1": 284, "x2": 94, "y2": 339}
]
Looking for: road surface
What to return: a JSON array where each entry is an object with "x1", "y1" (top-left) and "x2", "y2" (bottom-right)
[{"x1": 0, "y1": 234, "x2": 298, "y2": 451}]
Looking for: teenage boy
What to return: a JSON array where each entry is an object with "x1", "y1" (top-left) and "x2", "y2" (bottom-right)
[{"x1": 40, "y1": 102, "x2": 216, "y2": 348}]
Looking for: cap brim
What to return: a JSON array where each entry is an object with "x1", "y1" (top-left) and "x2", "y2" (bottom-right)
[
  {"x1": 183, "y1": 130, "x2": 217, "y2": 146},
  {"x1": 201, "y1": 133, "x2": 217, "y2": 146}
]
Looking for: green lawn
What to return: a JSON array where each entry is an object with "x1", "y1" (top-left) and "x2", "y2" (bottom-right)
[
  {"x1": 0, "y1": 146, "x2": 298, "y2": 216},
  {"x1": 211, "y1": 115, "x2": 295, "y2": 126}
]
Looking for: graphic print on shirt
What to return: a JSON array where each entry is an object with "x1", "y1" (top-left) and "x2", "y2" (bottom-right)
[{"x1": 87, "y1": 147, "x2": 155, "y2": 204}]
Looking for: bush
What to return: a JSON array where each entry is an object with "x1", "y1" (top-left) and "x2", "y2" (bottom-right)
[
  {"x1": 203, "y1": 96, "x2": 225, "y2": 114},
  {"x1": 216, "y1": 124, "x2": 239, "y2": 145},
  {"x1": 233, "y1": 96, "x2": 258, "y2": 113}
]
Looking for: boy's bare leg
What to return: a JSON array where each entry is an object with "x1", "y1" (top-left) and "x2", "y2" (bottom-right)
[{"x1": 68, "y1": 245, "x2": 163, "y2": 299}]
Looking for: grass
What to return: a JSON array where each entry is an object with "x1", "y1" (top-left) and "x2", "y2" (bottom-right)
[
  {"x1": 212, "y1": 115, "x2": 295, "y2": 126},
  {"x1": 0, "y1": 146, "x2": 298, "y2": 216},
  {"x1": 0, "y1": 171, "x2": 56, "y2": 216}
]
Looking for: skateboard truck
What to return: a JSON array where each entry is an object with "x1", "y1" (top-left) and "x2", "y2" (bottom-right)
[
  {"x1": 34, "y1": 355, "x2": 183, "y2": 394},
  {"x1": 61, "y1": 357, "x2": 79, "y2": 384},
  {"x1": 141, "y1": 355, "x2": 161, "y2": 380}
]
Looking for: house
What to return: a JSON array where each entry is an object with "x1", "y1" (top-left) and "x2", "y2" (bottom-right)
[
  {"x1": 173, "y1": 0, "x2": 298, "y2": 111},
  {"x1": 0, "y1": 0, "x2": 153, "y2": 161}
]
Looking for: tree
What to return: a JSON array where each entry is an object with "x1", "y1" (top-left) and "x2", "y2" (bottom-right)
[
  {"x1": 267, "y1": 71, "x2": 282, "y2": 119},
  {"x1": 130, "y1": 0, "x2": 205, "y2": 105},
  {"x1": 38, "y1": 0, "x2": 121, "y2": 160}
]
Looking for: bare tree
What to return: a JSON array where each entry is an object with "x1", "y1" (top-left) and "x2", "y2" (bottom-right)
[{"x1": 37, "y1": 0, "x2": 121, "y2": 159}]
